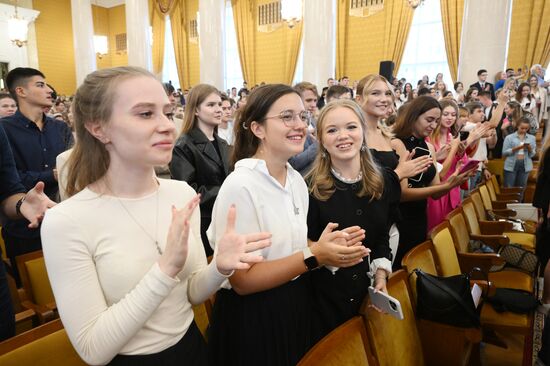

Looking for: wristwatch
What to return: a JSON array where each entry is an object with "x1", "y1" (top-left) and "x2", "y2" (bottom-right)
[
  {"x1": 15, "y1": 195, "x2": 26, "y2": 216},
  {"x1": 302, "y1": 246, "x2": 319, "y2": 271}
]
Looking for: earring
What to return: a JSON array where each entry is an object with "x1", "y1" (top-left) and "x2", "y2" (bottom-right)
[
  {"x1": 360, "y1": 143, "x2": 368, "y2": 152},
  {"x1": 242, "y1": 122, "x2": 248, "y2": 130},
  {"x1": 321, "y1": 151, "x2": 327, "y2": 158}
]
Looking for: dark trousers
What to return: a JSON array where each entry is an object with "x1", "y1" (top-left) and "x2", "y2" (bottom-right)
[
  {"x1": 1, "y1": 230, "x2": 41, "y2": 287},
  {"x1": 0, "y1": 257, "x2": 15, "y2": 341},
  {"x1": 108, "y1": 321, "x2": 207, "y2": 366}
]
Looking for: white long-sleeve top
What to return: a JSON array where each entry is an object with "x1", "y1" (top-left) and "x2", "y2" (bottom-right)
[
  {"x1": 207, "y1": 159, "x2": 309, "y2": 288},
  {"x1": 41, "y1": 179, "x2": 227, "y2": 365}
]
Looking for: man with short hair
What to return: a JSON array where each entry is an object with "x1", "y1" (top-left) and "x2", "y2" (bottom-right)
[
  {"x1": 417, "y1": 87, "x2": 431, "y2": 96},
  {"x1": 230, "y1": 87, "x2": 238, "y2": 103},
  {"x1": 1, "y1": 67, "x2": 73, "y2": 285},
  {"x1": 327, "y1": 77, "x2": 336, "y2": 87},
  {"x1": 326, "y1": 85, "x2": 352, "y2": 103},
  {"x1": 218, "y1": 95, "x2": 234, "y2": 145},
  {"x1": 290, "y1": 82, "x2": 319, "y2": 175},
  {"x1": 339, "y1": 76, "x2": 354, "y2": 98},
  {"x1": 470, "y1": 69, "x2": 495, "y2": 100},
  {"x1": 238, "y1": 81, "x2": 249, "y2": 98}
]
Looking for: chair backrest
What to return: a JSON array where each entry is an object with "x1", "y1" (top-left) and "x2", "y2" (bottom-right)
[
  {"x1": 16, "y1": 251, "x2": 55, "y2": 306},
  {"x1": 192, "y1": 299, "x2": 212, "y2": 339},
  {"x1": 445, "y1": 209, "x2": 471, "y2": 254},
  {"x1": 361, "y1": 270, "x2": 424, "y2": 366},
  {"x1": 0, "y1": 319, "x2": 85, "y2": 366},
  {"x1": 461, "y1": 199, "x2": 481, "y2": 235},
  {"x1": 478, "y1": 185, "x2": 494, "y2": 211},
  {"x1": 486, "y1": 180, "x2": 498, "y2": 201},
  {"x1": 429, "y1": 222, "x2": 462, "y2": 276},
  {"x1": 470, "y1": 190, "x2": 488, "y2": 221},
  {"x1": 0, "y1": 227, "x2": 8, "y2": 263},
  {"x1": 297, "y1": 317, "x2": 375, "y2": 366},
  {"x1": 401, "y1": 241, "x2": 438, "y2": 303},
  {"x1": 490, "y1": 175, "x2": 501, "y2": 195}
]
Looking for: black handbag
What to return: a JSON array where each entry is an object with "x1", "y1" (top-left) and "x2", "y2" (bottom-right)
[
  {"x1": 413, "y1": 269, "x2": 480, "y2": 328},
  {"x1": 487, "y1": 288, "x2": 539, "y2": 314}
]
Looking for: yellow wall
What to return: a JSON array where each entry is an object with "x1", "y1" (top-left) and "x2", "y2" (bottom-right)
[
  {"x1": 107, "y1": 5, "x2": 128, "y2": 67},
  {"x1": 340, "y1": 4, "x2": 392, "y2": 80},
  {"x1": 33, "y1": 0, "x2": 76, "y2": 95},
  {"x1": 92, "y1": 5, "x2": 112, "y2": 69},
  {"x1": 186, "y1": 0, "x2": 200, "y2": 86}
]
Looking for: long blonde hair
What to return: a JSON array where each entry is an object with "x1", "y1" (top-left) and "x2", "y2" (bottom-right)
[
  {"x1": 430, "y1": 99, "x2": 458, "y2": 145},
  {"x1": 66, "y1": 66, "x2": 155, "y2": 197},
  {"x1": 356, "y1": 74, "x2": 394, "y2": 139},
  {"x1": 307, "y1": 99, "x2": 384, "y2": 201}
]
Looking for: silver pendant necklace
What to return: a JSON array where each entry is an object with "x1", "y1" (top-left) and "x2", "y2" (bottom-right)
[{"x1": 116, "y1": 183, "x2": 162, "y2": 255}]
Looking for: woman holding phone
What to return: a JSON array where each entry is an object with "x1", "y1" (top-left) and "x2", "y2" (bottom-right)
[{"x1": 502, "y1": 116, "x2": 537, "y2": 191}]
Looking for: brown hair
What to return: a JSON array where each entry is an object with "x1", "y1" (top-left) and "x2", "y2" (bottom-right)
[
  {"x1": 231, "y1": 84, "x2": 300, "y2": 167},
  {"x1": 430, "y1": 99, "x2": 458, "y2": 143},
  {"x1": 393, "y1": 96, "x2": 441, "y2": 139},
  {"x1": 515, "y1": 82, "x2": 532, "y2": 103},
  {"x1": 293, "y1": 82, "x2": 318, "y2": 98},
  {"x1": 505, "y1": 101, "x2": 522, "y2": 129},
  {"x1": 307, "y1": 99, "x2": 384, "y2": 201},
  {"x1": 180, "y1": 84, "x2": 220, "y2": 136},
  {"x1": 66, "y1": 66, "x2": 155, "y2": 197}
]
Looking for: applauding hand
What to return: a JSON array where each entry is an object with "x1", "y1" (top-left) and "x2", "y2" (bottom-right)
[{"x1": 21, "y1": 182, "x2": 56, "y2": 228}]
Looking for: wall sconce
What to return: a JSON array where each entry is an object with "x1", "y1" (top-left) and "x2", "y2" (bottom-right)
[
  {"x1": 281, "y1": 0, "x2": 302, "y2": 29},
  {"x1": 407, "y1": 0, "x2": 424, "y2": 9},
  {"x1": 94, "y1": 35, "x2": 108, "y2": 59}
]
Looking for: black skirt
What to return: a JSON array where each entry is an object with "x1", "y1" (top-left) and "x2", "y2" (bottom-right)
[
  {"x1": 207, "y1": 273, "x2": 312, "y2": 366},
  {"x1": 108, "y1": 321, "x2": 207, "y2": 366}
]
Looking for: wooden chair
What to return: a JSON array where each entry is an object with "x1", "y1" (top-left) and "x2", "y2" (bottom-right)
[
  {"x1": 485, "y1": 159, "x2": 504, "y2": 184},
  {"x1": 486, "y1": 177, "x2": 521, "y2": 202},
  {"x1": 430, "y1": 222, "x2": 534, "y2": 366},
  {"x1": 297, "y1": 317, "x2": 375, "y2": 366},
  {"x1": 361, "y1": 270, "x2": 424, "y2": 366},
  {"x1": 489, "y1": 174, "x2": 523, "y2": 196},
  {"x1": 192, "y1": 299, "x2": 213, "y2": 339},
  {"x1": 401, "y1": 241, "x2": 481, "y2": 366},
  {"x1": 15, "y1": 251, "x2": 57, "y2": 324},
  {"x1": 479, "y1": 183, "x2": 517, "y2": 210},
  {"x1": 0, "y1": 319, "x2": 85, "y2": 366}
]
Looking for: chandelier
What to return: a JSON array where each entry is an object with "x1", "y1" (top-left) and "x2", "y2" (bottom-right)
[
  {"x1": 407, "y1": 0, "x2": 425, "y2": 9},
  {"x1": 281, "y1": 0, "x2": 302, "y2": 29},
  {"x1": 8, "y1": 1, "x2": 29, "y2": 47}
]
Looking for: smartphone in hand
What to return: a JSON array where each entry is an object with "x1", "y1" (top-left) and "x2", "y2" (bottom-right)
[{"x1": 368, "y1": 286, "x2": 404, "y2": 320}]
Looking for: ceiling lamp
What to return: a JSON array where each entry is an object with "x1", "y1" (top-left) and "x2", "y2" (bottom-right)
[
  {"x1": 281, "y1": 0, "x2": 302, "y2": 29},
  {"x1": 93, "y1": 35, "x2": 109, "y2": 59},
  {"x1": 407, "y1": 0, "x2": 425, "y2": 9},
  {"x1": 8, "y1": 1, "x2": 29, "y2": 47}
]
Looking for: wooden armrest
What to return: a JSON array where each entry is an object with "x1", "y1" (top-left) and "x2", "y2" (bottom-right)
[
  {"x1": 470, "y1": 280, "x2": 496, "y2": 297},
  {"x1": 496, "y1": 193, "x2": 521, "y2": 201},
  {"x1": 20, "y1": 300, "x2": 56, "y2": 324},
  {"x1": 469, "y1": 234, "x2": 509, "y2": 250},
  {"x1": 458, "y1": 252, "x2": 505, "y2": 274},
  {"x1": 14, "y1": 308, "x2": 36, "y2": 324},
  {"x1": 491, "y1": 209, "x2": 517, "y2": 218},
  {"x1": 492, "y1": 200, "x2": 519, "y2": 209},
  {"x1": 478, "y1": 220, "x2": 513, "y2": 235}
]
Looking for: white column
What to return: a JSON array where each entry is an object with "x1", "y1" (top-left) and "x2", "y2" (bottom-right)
[
  {"x1": 71, "y1": 0, "x2": 96, "y2": 86},
  {"x1": 457, "y1": 0, "x2": 513, "y2": 86},
  {"x1": 302, "y1": 0, "x2": 336, "y2": 89},
  {"x1": 199, "y1": 0, "x2": 225, "y2": 89},
  {"x1": 125, "y1": 0, "x2": 153, "y2": 71}
]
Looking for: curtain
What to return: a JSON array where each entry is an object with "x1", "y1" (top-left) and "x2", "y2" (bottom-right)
[
  {"x1": 231, "y1": 0, "x2": 256, "y2": 85},
  {"x1": 282, "y1": 23, "x2": 303, "y2": 84},
  {"x1": 440, "y1": 0, "x2": 464, "y2": 83},
  {"x1": 170, "y1": 0, "x2": 190, "y2": 89},
  {"x1": 508, "y1": 0, "x2": 550, "y2": 70},
  {"x1": 382, "y1": 0, "x2": 415, "y2": 74},
  {"x1": 336, "y1": 0, "x2": 349, "y2": 79}
]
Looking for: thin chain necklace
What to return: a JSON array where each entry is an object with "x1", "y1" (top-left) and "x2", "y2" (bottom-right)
[
  {"x1": 331, "y1": 167, "x2": 362, "y2": 184},
  {"x1": 115, "y1": 181, "x2": 162, "y2": 255}
]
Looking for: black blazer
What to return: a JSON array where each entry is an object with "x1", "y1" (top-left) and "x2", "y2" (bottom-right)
[
  {"x1": 470, "y1": 81, "x2": 495, "y2": 100},
  {"x1": 170, "y1": 127, "x2": 230, "y2": 220}
]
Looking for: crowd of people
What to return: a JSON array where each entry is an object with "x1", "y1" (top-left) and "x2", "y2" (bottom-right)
[{"x1": 0, "y1": 63, "x2": 549, "y2": 365}]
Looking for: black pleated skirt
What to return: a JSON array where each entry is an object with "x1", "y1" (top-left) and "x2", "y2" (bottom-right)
[{"x1": 207, "y1": 273, "x2": 312, "y2": 366}]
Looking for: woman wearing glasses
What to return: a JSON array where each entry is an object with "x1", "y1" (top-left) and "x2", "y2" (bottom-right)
[
  {"x1": 207, "y1": 84, "x2": 368, "y2": 366},
  {"x1": 170, "y1": 84, "x2": 230, "y2": 256}
]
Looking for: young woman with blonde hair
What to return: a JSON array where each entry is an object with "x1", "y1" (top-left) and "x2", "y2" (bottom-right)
[
  {"x1": 170, "y1": 84, "x2": 230, "y2": 256},
  {"x1": 207, "y1": 84, "x2": 368, "y2": 366},
  {"x1": 41, "y1": 66, "x2": 270, "y2": 365},
  {"x1": 306, "y1": 99, "x2": 401, "y2": 342}
]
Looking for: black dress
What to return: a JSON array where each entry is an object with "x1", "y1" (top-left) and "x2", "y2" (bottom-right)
[
  {"x1": 534, "y1": 149, "x2": 550, "y2": 268},
  {"x1": 307, "y1": 169, "x2": 401, "y2": 342},
  {"x1": 169, "y1": 127, "x2": 230, "y2": 256},
  {"x1": 394, "y1": 136, "x2": 437, "y2": 270}
]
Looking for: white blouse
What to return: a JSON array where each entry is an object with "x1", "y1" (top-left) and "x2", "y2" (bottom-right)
[
  {"x1": 207, "y1": 159, "x2": 309, "y2": 286},
  {"x1": 41, "y1": 179, "x2": 228, "y2": 365}
]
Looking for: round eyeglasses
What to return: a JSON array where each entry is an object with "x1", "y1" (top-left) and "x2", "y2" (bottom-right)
[{"x1": 264, "y1": 110, "x2": 311, "y2": 128}]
